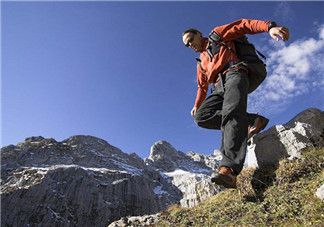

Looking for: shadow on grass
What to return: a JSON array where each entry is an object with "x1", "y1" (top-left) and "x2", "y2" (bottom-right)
[{"x1": 238, "y1": 164, "x2": 279, "y2": 203}]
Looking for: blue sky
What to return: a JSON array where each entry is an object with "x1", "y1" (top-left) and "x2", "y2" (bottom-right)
[{"x1": 1, "y1": 1, "x2": 324, "y2": 158}]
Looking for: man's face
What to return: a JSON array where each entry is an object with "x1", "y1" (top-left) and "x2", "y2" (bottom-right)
[{"x1": 182, "y1": 32, "x2": 202, "y2": 52}]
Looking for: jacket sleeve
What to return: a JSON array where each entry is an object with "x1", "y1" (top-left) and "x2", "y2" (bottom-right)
[
  {"x1": 194, "y1": 64, "x2": 208, "y2": 108},
  {"x1": 214, "y1": 19, "x2": 271, "y2": 41}
]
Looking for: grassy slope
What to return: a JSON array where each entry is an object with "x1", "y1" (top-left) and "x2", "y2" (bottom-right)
[{"x1": 157, "y1": 147, "x2": 324, "y2": 227}]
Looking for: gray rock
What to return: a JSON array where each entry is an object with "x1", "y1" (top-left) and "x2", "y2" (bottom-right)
[
  {"x1": 1, "y1": 136, "x2": 181, "y2": 226},
  {"x1": 108, "y1": 213, "x2": 163, "y2": 227},
  {"x1": 245, "y1": 108, "x2": 324, "y2": 169},
  {"x1": 316, "y1": 184, "x2": 324, "y2": 202},
  {"x1": 144, "y1": 141, "x2": 188, "y2": 172},
  {"x1": 145, "y1": 141, "x2": 219, "y2": 173},
  {"x1": 145, "y1": 141, "x2": 222, "y2": 208}
]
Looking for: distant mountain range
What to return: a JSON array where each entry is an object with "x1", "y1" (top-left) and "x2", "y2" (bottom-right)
[{"x1": 1, "y1": 108, "x2": 323, "y2": 226}]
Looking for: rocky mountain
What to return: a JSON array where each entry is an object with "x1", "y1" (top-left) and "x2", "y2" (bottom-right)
[
  {"x1": 145, "y1": 141, "x2": 222, "y2": 208},
  {"x1": 1, "y1": 136, "x2": 222, "y2": 226},
  {"x1": 1, "y1": 108, "x2": 323, "y2": 227}
]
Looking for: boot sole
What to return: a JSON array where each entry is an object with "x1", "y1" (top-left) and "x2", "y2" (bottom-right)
[{"x1": 211, "y1": 175, "x2": 237, "y2": 189}]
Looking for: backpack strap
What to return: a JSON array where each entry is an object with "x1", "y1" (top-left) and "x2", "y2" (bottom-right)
[
  {"x1": 195, "y1": 58, "x2": 206, "y2": 73},
  {"x1": 208, "y1": 30, "x2": 266, "y2": 60},
  {"x1": 208, "y1": 31, "x2": 237, "y2": 56},
  {"x1": 196, "y1": 58, "x2": 217, "y2": 94},
  {"x1": 256, "y1": 49, "x2": 266, "y2": 60}
]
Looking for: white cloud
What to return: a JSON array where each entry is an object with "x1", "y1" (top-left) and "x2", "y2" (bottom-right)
[
  {"x1": 319, "y1": 25, "x2": 324, "y2": 40},
  {"x1": 248, "y1": 25, "x2": 324, "y2": 114}
]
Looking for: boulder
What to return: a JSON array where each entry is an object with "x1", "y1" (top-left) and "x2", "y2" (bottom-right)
[
  {"x1": 316, "y1": 184, "x2": 324, "y2": 202},
  {"x1": 245, "y1": 108, "x2": 324, "y2": 169}
]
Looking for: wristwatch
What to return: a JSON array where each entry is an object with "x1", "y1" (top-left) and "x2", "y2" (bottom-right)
[{"x1": 268, "y1": 21, "x2": 277, "y2": 32}]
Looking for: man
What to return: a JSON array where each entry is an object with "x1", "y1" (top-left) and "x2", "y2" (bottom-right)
[{"x1": 182, "y1": 19, "x2": 289, "y2": 188}]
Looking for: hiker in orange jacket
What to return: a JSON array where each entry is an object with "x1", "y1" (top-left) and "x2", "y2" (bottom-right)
[{"x1": 182, "y1": 19, "x2": 289, "y2": 188}]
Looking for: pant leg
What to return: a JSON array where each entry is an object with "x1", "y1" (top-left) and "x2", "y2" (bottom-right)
[
  {"x1": 219, "y1": 68, "x2": 249, "y2": 174},
  {"x1": 194, "y1": 82, "x2": 224, "y2": 130}
]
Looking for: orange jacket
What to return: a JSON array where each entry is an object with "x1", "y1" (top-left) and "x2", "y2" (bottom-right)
[{"x1": 194, "y1": 19, "x2": 270, "y2": 108}]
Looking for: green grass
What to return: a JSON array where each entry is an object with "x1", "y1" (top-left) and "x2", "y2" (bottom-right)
[{"x1": 156, "y1": 147, "x2": 324, "y2": 227}]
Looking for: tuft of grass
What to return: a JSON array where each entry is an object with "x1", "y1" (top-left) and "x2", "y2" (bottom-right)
[{"x1": 157, "y1": 147, "x2": 324, "y2": 227}]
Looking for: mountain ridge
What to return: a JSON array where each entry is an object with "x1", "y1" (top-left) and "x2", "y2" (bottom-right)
[
  {"x1": 1, "y1": 135, "x2": 221, "y2": 226},
  {"x1": 1, "y1": 108, "x2": 324, "y2": 226}
]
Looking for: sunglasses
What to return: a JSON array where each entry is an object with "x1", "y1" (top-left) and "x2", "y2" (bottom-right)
[{"x1": 185, "y1": 35, "x2": 195, "y2": 47}]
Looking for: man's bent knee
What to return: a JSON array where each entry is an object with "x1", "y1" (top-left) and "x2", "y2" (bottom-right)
[{"x1": 194, "y1": 115, "x2": 221, "y2": 130}]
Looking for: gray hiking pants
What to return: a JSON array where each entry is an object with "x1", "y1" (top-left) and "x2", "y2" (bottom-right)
[{"x1": 194, "y1": 67, "x2": 249, "y2": 174}]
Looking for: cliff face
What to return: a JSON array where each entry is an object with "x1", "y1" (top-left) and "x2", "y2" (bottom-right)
[{"x1": 1, "y1": 137, "x2": 221, "y2": 226}]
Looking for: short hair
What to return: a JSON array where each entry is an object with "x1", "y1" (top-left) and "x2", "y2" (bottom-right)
[{"x1": 182, "y1": 28, "x2": 202, "y2": 37}]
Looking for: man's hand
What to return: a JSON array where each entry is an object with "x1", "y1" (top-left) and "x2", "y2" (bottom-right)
[
  {"x1": 191, "y1": 107, "x2": 198, "y2": 117},
  {"x1": 269, "y1": 26, "x2": 290, "y2": 41}
]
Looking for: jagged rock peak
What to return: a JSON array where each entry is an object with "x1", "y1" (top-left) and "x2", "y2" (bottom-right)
[
  {"x1": 14, "y1": 135, "x2": 111, "y2": 149},
  {"x1": 24, "y1": 136, "x2": 46, "y2": 142},
  {"x1": 148, "y1": 141, "x2": 183, "y2": 160},
  {"x1": 144, "y1": 142, "x2": 221, "y2": 208},
  {"x1": 62, "y1": 135, "x2": 110, "y2": 146},
  {"x1": 149, "y1": 141, "x2": 177, "y2": 156},
  {"x1": 18, "y1": 136, "x2": 57, "y2": 146},
  {"x1": 144, "y1": 141, "x2": 219, "y2": 175},
  {"x1": 145, "y1": 141, "x2": 188, "y2": 172}
]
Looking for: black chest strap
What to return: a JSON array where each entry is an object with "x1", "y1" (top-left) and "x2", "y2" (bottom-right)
[{"x1": 195, "y1": 58, "x2": 206, "y2": 73}]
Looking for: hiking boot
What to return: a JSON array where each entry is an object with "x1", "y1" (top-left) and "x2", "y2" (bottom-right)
[
  {"x1": 211, "y1": 166, "x2": 237, "y2": 188},
  {"x1": 248, "y1": 115, "x2": 269, "y2": 141}
]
